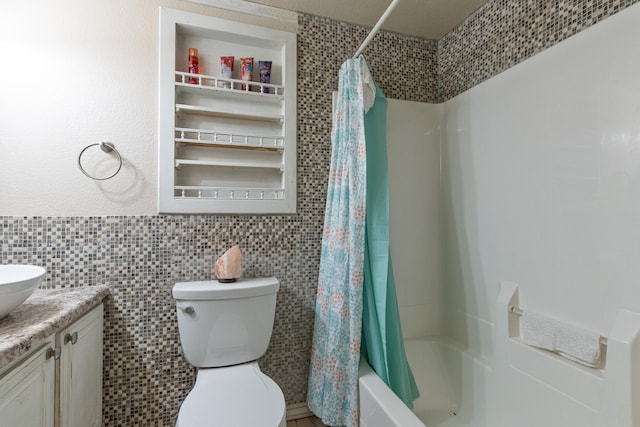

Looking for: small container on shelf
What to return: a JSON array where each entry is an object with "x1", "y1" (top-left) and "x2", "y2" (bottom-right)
[
  {"x1": 240, "y1": 57, "x2": 253, "y2": 91},
  {"x1": 259, "y1": 61, "x2": 272, "y2": 93},
  {"x1": 188, "y1": 48, "x2": 199, "y2": 84},
  {"x1": 220, "y1": 56, "x2": 234, "y2": 89}
]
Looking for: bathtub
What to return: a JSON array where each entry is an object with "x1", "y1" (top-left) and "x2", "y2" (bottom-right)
[
  {"x1": 359, "y1": 337, "x2": 491, "y2": 427},
  {"x1": 359, "y1": 282, "x2": 640, "y2": 427}
]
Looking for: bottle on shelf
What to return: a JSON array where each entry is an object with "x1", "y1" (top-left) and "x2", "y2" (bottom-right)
[
  {"x1": 220, "y1": 56, "x2": 234, "y2": 89},
  {"x1": 240, "y1": 57, "x2": 253, "y2": 91},
  {"x1": 259, "y1": 61, "x2": 272, "y2": 93},
  {"x1": 188, "y1": 48, "x2": 199, "y2": 84}
]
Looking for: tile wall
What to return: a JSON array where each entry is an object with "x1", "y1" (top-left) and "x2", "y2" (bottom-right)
[
  {"x1": 438, "y1": 0, "x2": 640, "y2": 100},
  {"x1": 1, "y1": 0, "x2": 637, "y2": 425}
]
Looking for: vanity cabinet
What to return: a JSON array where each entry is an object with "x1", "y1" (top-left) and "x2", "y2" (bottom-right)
[
  {"x1": 158, "y1": 8, "x2": 297, "y2": 214},
  {"x1": 0, "y1": 304, "x2": 103, "y2": 427},
  {"x1": 0, "y1": 337, "x2": 55, "y2": 427},
  {"x1": 58, "y1": 304, "x2": 103, "y2": 427}
]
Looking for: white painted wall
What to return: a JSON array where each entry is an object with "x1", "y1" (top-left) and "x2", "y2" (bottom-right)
[
  {"x1": 0, "y1": 0, "x2": 295, "y2": 216},
  {"x1": 387, "y1": 100, "x2": 442, "y2": 339},
  {"x1": 441, "y1": 0, "x2": 640, "y2": 363}
]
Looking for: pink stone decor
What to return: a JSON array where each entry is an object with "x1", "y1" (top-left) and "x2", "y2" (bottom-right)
[{"x1": 214, "y1": 246, "x2": 242, "y2": 282}]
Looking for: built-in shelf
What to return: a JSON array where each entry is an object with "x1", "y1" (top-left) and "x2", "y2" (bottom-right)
[
  {"x1": 175, "y1": 128, "x2": 285, "y2": 150},
  {"x1": 175, "y1": 103, "x2": 284, "y2": 123},
  {"x1": 175, "y1": 72, "x2": 285, "y2": 100},
  {"x1": 175, "y1": 158, "x2": 284, "y2": 170},
  {"x1": 158, "y1": 7, "x2": 297, "y2": 214},
  {"x1": 174, "y1": 186, "x2": 285, "y2": 200}
]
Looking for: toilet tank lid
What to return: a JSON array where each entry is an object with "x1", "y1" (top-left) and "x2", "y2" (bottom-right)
[{"x1": 172, "y1": 277, "x2": 280, "y2": 300}]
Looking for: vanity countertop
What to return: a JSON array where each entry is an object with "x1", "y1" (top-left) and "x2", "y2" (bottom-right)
[{"x1": 0, "y1": 285, "x2": 110, "y2": 369}]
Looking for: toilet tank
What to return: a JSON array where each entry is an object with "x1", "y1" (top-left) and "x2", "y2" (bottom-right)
[{"x1": 172, "y1": 277, "x2": 279, "y2": 368}]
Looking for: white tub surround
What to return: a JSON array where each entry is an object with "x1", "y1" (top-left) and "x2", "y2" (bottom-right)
[
  {"x1": 497, "y1": 282, "x2": 640, "y2": 427},
  {"x1": 359, "y1": 285, "x2": 640, "y2": 427},
  {"x1": 378, "y1": 3, "x2": 640, "y2": 426}
]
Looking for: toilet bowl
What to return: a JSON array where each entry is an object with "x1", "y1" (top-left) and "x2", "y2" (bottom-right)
[
  {"x1": 176, "y1": 363, "x2": 285, "y2": 426},
  {"x1": 173, "y1": 277, "x2": 286, "y2": 427}
]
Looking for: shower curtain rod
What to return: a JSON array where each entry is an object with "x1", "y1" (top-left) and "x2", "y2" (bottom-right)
[{"x1": 353, "y1": 0, "x2": 401, "y2": 58}]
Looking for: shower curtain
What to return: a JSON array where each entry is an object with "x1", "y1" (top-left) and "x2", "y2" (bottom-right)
[
  {"x1": 308, "y1": 56, "x2": 368, "y2": 427},
  {"x1": 308, "y1": 56, "x2": 418, "y2": 426},
  {"x1": 360, "y1": 80, "x2": 420, "y2": 409}
]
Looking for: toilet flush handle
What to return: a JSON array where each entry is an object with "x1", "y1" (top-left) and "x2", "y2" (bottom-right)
[{"x1": 181, "y1": 305, "x2": 195, "y2": 315}]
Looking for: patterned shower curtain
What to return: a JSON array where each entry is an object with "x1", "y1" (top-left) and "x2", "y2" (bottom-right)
[{"x1": 307, "y1": 56, "x2": 368, "y2": 427}]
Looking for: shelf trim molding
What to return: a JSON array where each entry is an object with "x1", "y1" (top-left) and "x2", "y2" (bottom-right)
[
  {"x1": 175, "y1": 127, "x2": 285, "y2": 150},
  {"x1": 176, "y1": 72, "x2": 285, "y2": 98},
  {"x1": 185, "y1": 0, "x2": 298, "y2": 27},
  {"x1": 174, "y1": 186, "x2": 286, "y2": 201}
]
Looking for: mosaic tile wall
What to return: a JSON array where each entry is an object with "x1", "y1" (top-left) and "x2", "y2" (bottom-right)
[
  {"x1": 438, "y1": 0, "x2": 640, "y2": 100},
  {"x1": 0, "y1": 215, "x2": 316, "y2": 425},
  {"x1": 0, "y1": 1, "x2": 635, "y2": 425},
  {"x1": 297, "y1": 14, "x2": 438, "y2": 105}
]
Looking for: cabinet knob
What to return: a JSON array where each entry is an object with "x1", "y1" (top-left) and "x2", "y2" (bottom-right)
[
  {"x1": 46, "y1": 347, "x2": 61, "y2": 360},
  {"x1": 64, "y1": 331, "x2": 79, "y2": 345}
]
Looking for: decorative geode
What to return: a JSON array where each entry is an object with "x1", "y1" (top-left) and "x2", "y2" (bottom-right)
[{"x1": 214, "y1": 246, "x2": 242, "y2": 283}]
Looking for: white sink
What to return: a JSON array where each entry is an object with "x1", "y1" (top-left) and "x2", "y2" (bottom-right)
[{"x1": 0, "y1": 265, "x2": 46, "y2": 319}]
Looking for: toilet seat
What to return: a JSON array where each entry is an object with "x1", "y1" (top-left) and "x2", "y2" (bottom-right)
[{"x1": 176, "y1": 362, "x2": 286, "y2": 427}]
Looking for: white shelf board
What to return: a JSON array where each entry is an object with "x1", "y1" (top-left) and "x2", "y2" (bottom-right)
[
  {"x1": 174, "y1": 158, "x2": 284, "y2": 170},
  {"x1": 175, "y1": 139, "x2": 282, "y2": 151},
  {"x1": 175, "y1": 127, "x2": 285, "y2": 149},
  {"x1": 176, "y1": 81, "x2": 284, "y2": 102},
  {"x1": 175, "y1": 185, "x2": 283, "y2": 191},
  {"x1": 176, "y1": 103, "x2": 284, "y2": 123}
]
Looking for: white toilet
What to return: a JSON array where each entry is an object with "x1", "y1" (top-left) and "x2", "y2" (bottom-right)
[{"x1": 172, "y1": 277, "x2": 286, "y2": 427}]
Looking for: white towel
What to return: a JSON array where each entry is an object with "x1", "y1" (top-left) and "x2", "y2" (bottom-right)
[{"x1": 520, "y1": 310, "x2": 602, "y2": 368}]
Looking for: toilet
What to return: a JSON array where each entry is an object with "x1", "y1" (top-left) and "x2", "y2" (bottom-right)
[{"x1": 172, "y1": 277, "x2": 286, "y2": 427}]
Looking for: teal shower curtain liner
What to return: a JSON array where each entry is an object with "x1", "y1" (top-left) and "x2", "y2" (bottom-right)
[{"x1": 360, "y1": 80, "x2": 420, "y2": 409}]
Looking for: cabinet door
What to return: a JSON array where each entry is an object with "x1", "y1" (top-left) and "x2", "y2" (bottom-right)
[
  {"x1": 59, "y1": 304, "x2": 103, "y2": 427},
  {"x1": 0, "y1": 339, "x2": 55, "y2": 427}
]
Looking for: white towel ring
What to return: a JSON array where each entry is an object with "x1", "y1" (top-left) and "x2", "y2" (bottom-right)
[{"x1": 78, "y1": 141, "x2": 122, "y2": 180}]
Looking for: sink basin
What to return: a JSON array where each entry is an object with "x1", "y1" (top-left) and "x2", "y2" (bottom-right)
[{"x1": 0, "y1": 265, "x2": 46, "y2": 319}]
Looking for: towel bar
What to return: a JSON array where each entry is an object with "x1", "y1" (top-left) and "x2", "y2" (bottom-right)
[
  {"x1": 509, "y1": 305, "x2": 608, "y2": 346},
  {"x1": 78, "y1": 141, "x2": 122, "y2": 180}
]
